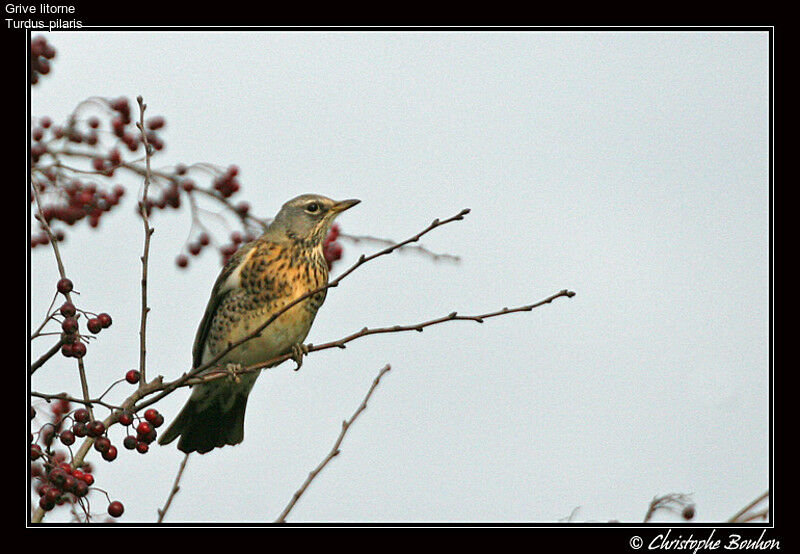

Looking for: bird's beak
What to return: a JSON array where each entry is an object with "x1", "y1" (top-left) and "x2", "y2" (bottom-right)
[{"x1": 331, "y1": 198, "x2": 361, "y2": 214}]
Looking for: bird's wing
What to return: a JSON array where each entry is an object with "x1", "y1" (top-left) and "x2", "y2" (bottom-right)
[{"x1": 191, "y1": 240, "x2": 258, "y2": 369}]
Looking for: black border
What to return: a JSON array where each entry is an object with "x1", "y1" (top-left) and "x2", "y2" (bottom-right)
[{"x1": 20, "y1": 16, "x2": 776, "y2": 541}]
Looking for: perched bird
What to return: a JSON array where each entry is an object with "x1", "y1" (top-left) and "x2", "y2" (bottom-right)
[{"x1": 159, "y1": 194, "x2": 360, "y2": 454}]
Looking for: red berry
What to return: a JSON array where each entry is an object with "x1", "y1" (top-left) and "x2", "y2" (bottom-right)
[
  {"x1": 61, "y1": 343, "x2": 73, "y2": 358},
  {"x1": 117, "y1": 412, "x2": 133, "y2": 426},
  {"x1": 198, "y1": 233, "x2": 210, "y2": 246},
  {"x1": 56, "y1": 278, "x2": 73, "y2": 294},
  {"x1": 82, "y1": 473, "x2": 94, "y2": 485},
  {"x1": 125, "y1": 370, "x2": 140, "y2": 384},
  {"x1": 87, "y1": 318, "x2": 103, "y2": 334},
  {"x1": 59, "y1": 302, "x2": 76, "y2": 317},
  {"x1": 72, "y1": 422, "x2": 87, "y2": 437},
  {"x1": 74, "y1": 408, "x2": 90, "y2": 423},
  {"x1": 146, "y1": 116, "x2": 165, "y2": 130},
  {"x1": 73, "y1": 480, "x2": 89, "y2": 497},
  {"x1": 59, "y1": 430, "x2": 75, "y2": 445},
  {"x1": 39, "y1": 496, "x2": 56, "y2": 511},
  {"x1": 176, "y1": 254, "x2": 189, "y2": 268},
  {"x1": 86, "y1": 420, "x2": 105, "y2": 438},
  {"x1": 135, "y1": 441, "x2": 149, "y2": 454},
  {"x1": 98, "y1": 313, "x2": 112, "y2": 328},
  {"x1": 136, "y1": 421, "x2": 152, "y2": 435},
  {"x1": 93, "y1": 437, "x2": 111, "y2": 453},
  {"x1": 144, "y1": 409, "x2": 159, "y2": 423},
  {"x1": 102, "y1": 445, "x2": 118, "y2": 461},
  {"x1": 123, "y1": 435, "x2": 137, "y2": 450},
  {"x1": 71, "y1": 341, "x2": 87, "y2": 358},
  {"x1": 107, "y1": 501, "x2": 124, "y2": 518},
  {"x1": 61, "y1": 317, "x2": 78, "y2": 334},
  {"x1": 151, "y1": 413, "x2": 164, "y2": 428},
  {"x1": 188, "y1": 242, "x2": 202, "y2": 256}
]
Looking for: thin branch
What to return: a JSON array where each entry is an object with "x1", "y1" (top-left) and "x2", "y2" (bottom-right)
[
  {"x1": 643, "y1": 493, "x2": 693, "y2": 522},
  {"x1": 339, "y1": 231, "x2": 460, "y2": 263},
  {"x1": 275, "y1": 364, "x2": 391, "y2": 523},
  {"x1": 132, "y1": 289, "x2": 575, "y2": 412},
  {"x1": 728, "y1": 490, "x2": 769, "y2": 523},
  {"x1": 157, "y1": 453, "x2": 190, "y2": 523},
  {"x1": 135, "y1": 95, "x2": 155, "y2": 387},
  {"x1": 30, "y1": 338, "x2": 64, "y2": 374},
  {"x1": 30, "y1": 177, "x2": 94, "y2": 421}
]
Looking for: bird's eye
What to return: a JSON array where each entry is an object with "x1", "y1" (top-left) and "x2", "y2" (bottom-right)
[{"x1": 305, "y1": 203, "x2": 320, "y2": 213}]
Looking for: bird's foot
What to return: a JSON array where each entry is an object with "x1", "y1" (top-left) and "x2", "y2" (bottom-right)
[
  {"x1": 290, "y1": 343, "x2": 309, "y2": 371},
  {"x1": 224, "y1": 363, "x2": 243, "y2": 384}
]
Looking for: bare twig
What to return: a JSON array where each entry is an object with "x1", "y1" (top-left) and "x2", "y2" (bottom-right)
[
  {"x1": 728, "y1": 490, "x2": 769, "y2": 523},
  {"x1": 30, "y1": 178, "x2": 94, "y2": 421},
  {"x1": 30, "y1": 338, "x2": 64, "y2": 374},
  {"x1": 339, "y1": 231, "x2": 460, "y2": 263},
  {"x1": 157, "y1": 453, "x2": 191, "y2": 523},
  {"x1": 135, "y1": 95, "x2": 154, "y2": 387},
  {"x1": 644, "y1": 493, "x2": 694, "y2": 522},
  {"x1": 275, "y1": 364, "x2": 391, "y2": 523}
]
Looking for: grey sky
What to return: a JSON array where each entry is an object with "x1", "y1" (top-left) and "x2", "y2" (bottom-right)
[{"x1": 30, "y1": 31, "x2": 769, "y2": 522}]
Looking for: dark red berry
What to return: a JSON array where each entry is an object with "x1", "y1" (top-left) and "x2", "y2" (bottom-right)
[
  {"x1": 61, "y1": 317, "x2": 78, "y2": 334},
  {"x1": 59, "y1": 302, "x2": 76, "y2": 317},
  {"x1": 87, "y1": 318, "x2": 103, "y2": 334},
  {"x1": 135, "y1": 441, "x2": 149, "y2": 454},
  {"x1": 86, "y1": 420, "x2": 105, "y2": 438},
  {"x1": 136, "y1": 421, "x2": 152, "y2": 435},
  {"x1": 144, "y1": 409, "x2": 159, "y2": 423},
  {"x1": 94, "y1": 437, "x2": 111, "y2": 453},
  {"x1": 74, "y1": 408, "x2": 90, "y2": 423},
  {"x1": 102, "y1": 445, "x2": 118, "y2": 461},
  {"x1": 176, "y1": 254, "x2": 189, "y2": 268},
  {"x1": 72, "y1": 422, "x2": 87, "y2": 437},
  {"x1": 107, "y1": 501, "x2": 124, "y2": 518},
  {"x1": 39, "y1": 496, "x2": 56, "y2": 512},
  {"x1": 71, "y1": 341, "x2": 87, "y2": 358},
  {"x1": 98, "y1": 313, "x2": 112, "y2": 328},
  {"x1": 61, "y1": 343, "x2": 73, "y2": 358},
  {"x1": 59, "y1": 430, "x2": 75, "y2": 445},
  {"x1": 123, "y1": 435, "x2": 137, "y2": 450},
  {"x1": 57, "y1": 278, "x2": 73, "y2": 294},
  {"x1": 151, "y1": 413, "x2": 164, "y2": 428},
  {"x1": 125, "y1": 370, "x2": 140, "y2": 384},
  {"x1": 117, "y1": 412, "x2": 133, "y2": 426},
  {"x1": 82, "y1": 473, "x2": 94, "y2": 485}
]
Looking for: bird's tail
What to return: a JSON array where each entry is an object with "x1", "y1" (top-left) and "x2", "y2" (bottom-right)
[{"x1": 158, "y1": 387, "x2": 249, "y2": 454}]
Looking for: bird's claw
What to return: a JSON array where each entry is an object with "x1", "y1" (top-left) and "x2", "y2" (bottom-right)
[
  {"x1": 225, "y1": 363, "x2": 243, "y2": 383},
  {"x1": 290, "y1": 343, "x2": 309, "y2": 371}
]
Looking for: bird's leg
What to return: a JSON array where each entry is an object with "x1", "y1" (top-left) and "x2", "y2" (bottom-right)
[
  {"x1": 290, "y1": 343, "x2": 309, "y2": 371},
  {"x1": 224, "y1": 363, "x2": 243, "y2": 384}
]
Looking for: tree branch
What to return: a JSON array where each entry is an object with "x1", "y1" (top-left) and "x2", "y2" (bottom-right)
[
  {"x1": 275, "y1": 363, "x2": 391, "y2": 523},
  {"x1": 135, "y1": 95, "x2": 154, "y2": 387},
  {"x1": 157, "y1": 452, "x2": 190, "y2": 523}
]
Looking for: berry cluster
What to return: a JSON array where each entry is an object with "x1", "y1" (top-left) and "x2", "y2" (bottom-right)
[
  {"x1": 30, "y1": 399, "x2": 124, "y2": 518},
  {"x1": 119, "y1": 407, "x2": 164, "y2": 455},
  {"x1": 52, "y1": 278, "x2": 113, "y2": 359},
  {"x1": 31, "y1": 177, "x2": 126, "y2": 246},
  {"x1": 30, "y1": 35, "x2": 56, "y2": 85},
  {"x1": 212, "y1": 165, "x2": 241, "y2": 198}
]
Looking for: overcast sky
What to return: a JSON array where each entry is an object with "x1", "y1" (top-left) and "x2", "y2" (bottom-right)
[{"x1": 30, "y1": 30, "x2": 769, "y2": 523}]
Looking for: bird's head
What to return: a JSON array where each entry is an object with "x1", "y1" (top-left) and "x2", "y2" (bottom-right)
[{"x1": 271, "y1": 193, "x2": 360, "y2": 245}]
